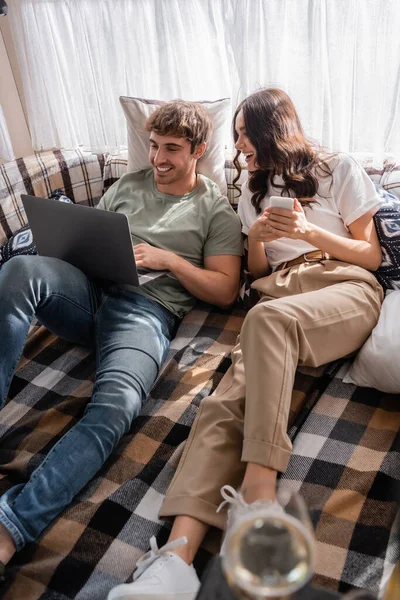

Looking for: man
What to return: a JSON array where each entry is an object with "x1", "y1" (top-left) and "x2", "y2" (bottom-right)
[{"x1": 0, "y1": 101, "x2": 242, "y2": 572}]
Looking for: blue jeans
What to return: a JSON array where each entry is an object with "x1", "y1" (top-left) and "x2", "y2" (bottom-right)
[{"x1": 0, "y1": 255, "x2": 178, "y2": 550}]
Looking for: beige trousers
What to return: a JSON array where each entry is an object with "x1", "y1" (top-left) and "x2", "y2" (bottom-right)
[{"x1": 159, "y1": 261, "x2": 383, "y2": 529}]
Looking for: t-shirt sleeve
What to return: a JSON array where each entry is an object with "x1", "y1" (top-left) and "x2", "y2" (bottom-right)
[
  {"x1": 96, "y1": 195, "x2": 107, "y2": 210},
  {"x1": 204, "y1": 197, "x2": 243, "y2": 257},
  {"x1": 237, "y1": 180, "x2": 254, "y2": 235},
  {"x1": 96, "y1": 176, "x2": 126, "y2": 211},
  {"x1": 334, "y1": 155, "x2": 383, "y2": 226}
]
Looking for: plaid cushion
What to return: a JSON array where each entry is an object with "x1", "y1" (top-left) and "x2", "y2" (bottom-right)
[
  {"x1": 103, "y1": 152, "x2": 129, "y2": 194},
  {"x1": 0, "y1": 150, "x2": 106, "y2": 246},
  {"x1": 373, "y1": 184, "x2": 400, "y2": 290}
]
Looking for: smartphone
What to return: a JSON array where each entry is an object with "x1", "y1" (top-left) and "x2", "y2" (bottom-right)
[{"x1": 269, "y1": 196, "x2": 294, "y2": 210}]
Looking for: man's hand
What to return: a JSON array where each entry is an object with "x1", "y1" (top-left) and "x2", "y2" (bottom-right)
[
  {"x1": 134, "y1": 243, "x2": 175, "y2": 271},
  {"x1": 265, "y1": 198, "x2": 312, "y2": 239},
  {"x1": 134, "y1": 243, "x2": 241, "y2": 309}
]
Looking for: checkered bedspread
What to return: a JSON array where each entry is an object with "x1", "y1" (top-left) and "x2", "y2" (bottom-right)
[
  {"x1": 0, "y1": 150, "x2": 399, "y2": 599},
  {"x1": 0, "y1": 304, "x2": 398, "y2": 599}
]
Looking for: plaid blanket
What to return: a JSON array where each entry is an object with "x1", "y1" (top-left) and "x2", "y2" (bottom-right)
[
  {"x1": 0, "y1": 305, "x2": 398, "y2": 599},
  {"x1": 284, "y1": 361, "x2": 400, "y2": 594}
]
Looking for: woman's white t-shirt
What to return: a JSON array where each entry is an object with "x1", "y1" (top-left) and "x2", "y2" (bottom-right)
[{"x1": 237, "y1": 153, "x2": 383, "y2": 270}]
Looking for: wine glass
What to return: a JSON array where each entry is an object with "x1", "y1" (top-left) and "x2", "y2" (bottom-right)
[{"x1": 221, "y1": 482, "x2": 315, "y2": 599}]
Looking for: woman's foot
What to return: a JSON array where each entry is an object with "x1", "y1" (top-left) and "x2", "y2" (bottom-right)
[{"x1": 107, "y1": 536, "x2": 200, "y2": 600}]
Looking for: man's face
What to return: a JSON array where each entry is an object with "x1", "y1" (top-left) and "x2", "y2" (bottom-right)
[{"x1": 149, "y1": 132, "x2": 202, "y2": 195}]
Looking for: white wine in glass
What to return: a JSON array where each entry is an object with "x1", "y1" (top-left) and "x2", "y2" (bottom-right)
[{"x1": 221, "y1": 486, "x2": 315, "y2": 599}]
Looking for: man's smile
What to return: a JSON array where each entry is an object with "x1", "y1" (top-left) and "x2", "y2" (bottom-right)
[{"x1": 155, "y1": 166, "x2": 173, "y2": 173}]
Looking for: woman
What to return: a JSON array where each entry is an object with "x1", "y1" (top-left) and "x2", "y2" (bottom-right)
[{"x1": 108, "y1": 88, "x2": 384, "y2": 600}]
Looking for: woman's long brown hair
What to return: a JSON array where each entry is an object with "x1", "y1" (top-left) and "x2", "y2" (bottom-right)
[{"x1": 232, "y1": 88, "x2": 333, "y2": 214}]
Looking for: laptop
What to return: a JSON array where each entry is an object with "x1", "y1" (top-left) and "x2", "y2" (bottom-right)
[{"x1": 21, "y1": 194, "x2": 139, "y2": 286}]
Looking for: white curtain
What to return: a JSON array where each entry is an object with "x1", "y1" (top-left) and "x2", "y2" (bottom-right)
[
  {"x1": 8, "y1": 0, "x2": 400, "y2": 155},
  {"x1": 231, "y1": 0, "x2": 400, "y2": 156}
]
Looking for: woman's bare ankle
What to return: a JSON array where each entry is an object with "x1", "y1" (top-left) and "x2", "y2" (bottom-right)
[
  {"x1": 241, "y1": 463, "x2": 278, "y2": 503},
  {"x1": 170, "y1": 543, "x2": 193, "y2": 565},
  {"x1": 167, "y1": 515, "x2": 209, "y2": 565},
  {"x1": 0, "y1": 522, "x2": 16, "y2": 565}
]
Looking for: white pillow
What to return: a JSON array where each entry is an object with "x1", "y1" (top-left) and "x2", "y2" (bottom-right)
[
  {"x1": 119, "y1": 96, "x2": 230, "y2": 195},
  {"x1": 343, "y1": 290, "x2": 400, "y2": 393}
]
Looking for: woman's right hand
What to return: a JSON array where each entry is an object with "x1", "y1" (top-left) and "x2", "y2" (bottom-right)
[{"x1": 248, "y1": 211, "x2": 281, "y2": 243}]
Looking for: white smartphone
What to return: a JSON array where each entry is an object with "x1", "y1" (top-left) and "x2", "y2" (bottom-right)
[{"x1": 269, "y1": 196, "x2": 294, "y2": 210}]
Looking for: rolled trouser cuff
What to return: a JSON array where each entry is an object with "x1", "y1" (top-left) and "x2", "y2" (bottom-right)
[
  {"x1": 159, "y1": 494, "x2": 226, "y2": 531},
  {"x1": 242, "y1": 438, "x2": 292, "y2": 474}
]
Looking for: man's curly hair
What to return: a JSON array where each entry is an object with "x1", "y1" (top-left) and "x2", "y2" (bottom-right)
[{"x1": 146, "y1": 101, "x2": 212, "y2": 153}]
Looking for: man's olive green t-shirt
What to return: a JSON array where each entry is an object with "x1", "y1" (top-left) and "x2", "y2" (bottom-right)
[{"x1": 97, "y1": 169, "x2": 242, "y2": 318}]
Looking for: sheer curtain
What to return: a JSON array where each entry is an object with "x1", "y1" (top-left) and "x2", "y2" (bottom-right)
[
  {"x1": 231, "y1": 0, "x2": 400, "y2": 156},
  {"x1": 8, "y1": 0, "x2": 400, "y2": 155}
]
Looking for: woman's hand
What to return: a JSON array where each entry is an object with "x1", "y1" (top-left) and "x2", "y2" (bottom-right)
[
  {"x1": 265, "y1": 198, "x2": 312, "y2": 239},
  {"x1": 248, "y1": 214, "x2": 282, "y2": 243}
]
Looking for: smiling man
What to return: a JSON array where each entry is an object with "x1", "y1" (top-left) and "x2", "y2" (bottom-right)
[
  {"x1": 0, "y1": 101, "x2": 242, "y2": 574},
  {"x1": 150, "y1": 133, "x2": 199, "y2": 194},
  {"x1": 98, "y1": 101, "x2": 242, "y2": 314}
]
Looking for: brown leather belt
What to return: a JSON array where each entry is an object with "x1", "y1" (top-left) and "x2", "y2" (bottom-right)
[{"x1": 275, "y1": 250, "x2": 334, "y2": 272}]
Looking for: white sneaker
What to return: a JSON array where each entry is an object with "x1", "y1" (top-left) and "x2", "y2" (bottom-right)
[
  {"x1": 107, "y1": 536, "x2": 200, "y2": 600},
  {"x1": 217, "y1": 485, "x2": 283, "y2": 555}
]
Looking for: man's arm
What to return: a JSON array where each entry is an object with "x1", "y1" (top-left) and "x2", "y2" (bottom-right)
[
  {"x1": 170, "y1": 254, "x2": 241, "y2": 309},
  {"x1": 133, "y1": 243, "x2": 241, "y2": 309}
]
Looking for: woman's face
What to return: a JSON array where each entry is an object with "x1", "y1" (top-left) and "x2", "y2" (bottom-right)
[{"x1": 234, "y1": 110, "x2": 257, "y2": 171}]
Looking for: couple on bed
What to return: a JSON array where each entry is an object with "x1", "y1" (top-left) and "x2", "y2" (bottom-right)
[{"x1": 0, "y1": 89, "x2": 384, "y2": 598}]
